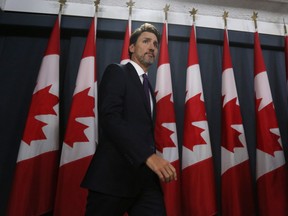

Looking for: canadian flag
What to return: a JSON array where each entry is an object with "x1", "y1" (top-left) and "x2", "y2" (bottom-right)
[
  {"x1": 221, "y1": 28, "x2": 255, "y2": 216},
  {"x1": 54, "y1": 17, "x2": 97, "y2": 216},
  {"x1": 154, "y1": 21, "x2": 182, "y2": 216},
  {"x1": 254, "y1": 31, "x2": 288, "y2": 215},
  {"x1": 181, "y1": 24, "x2": 217, "y2": 216},
  {"x1": 7, "y1": 15, "x2": 60, "y2": 216},
  {"x1": 120, "y1": 15, "x2": 131, "y2": 64}
]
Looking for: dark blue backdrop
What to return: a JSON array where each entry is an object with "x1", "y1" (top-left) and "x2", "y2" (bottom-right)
[{"x1": 1, "y1": 11, "x2": 287, "y2": 215}]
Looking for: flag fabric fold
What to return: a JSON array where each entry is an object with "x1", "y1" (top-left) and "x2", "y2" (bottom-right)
[
  {"x1": 154, "y1": 21, "x2": 182, "y2": 216},
  {"x1": 254, "y1": 31, "x2": 288, "y2": 216},
  {"x1": 181, "y1": 24, "x2": 217, "y2": 216},
  {"x1": 120, "y1": 15, "x2": 131, "y2": 64},
  {"x1": 54, "y1": 16, "x2": 97, "y2": 216},
  {"x1": 7, "y1": 14, "x2": 61, "y2": 216},
  {"x1": 221, "y1": 28, "x2": 255, "y2": 216}
]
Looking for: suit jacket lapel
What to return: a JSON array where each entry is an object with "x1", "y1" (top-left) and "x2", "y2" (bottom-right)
[{"x1": 125, "y1": 63, "x2": 152, "y2": 116}]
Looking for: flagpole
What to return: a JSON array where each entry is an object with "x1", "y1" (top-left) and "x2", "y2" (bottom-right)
[
  {"x1": 94, "y1": 0, "x2": 100, "y2": 13},
  {"x1": 189, "y1": 8, "x2": 197, "y2": 37},
  {"x1": 222, "y1": 10, "x2": 229, "y2": 30},
  {"x1": 126, "y1": 0, "x2": 135, "y2": 35},
  {"x1": 57, "y1": 0, "x2": 65, "y2": 146},
  {"x1": 58, "y1": 0, "x2": 66, "y2": 21},
  {"x1": 94, "y1": 0, "x2": 100, "y2": 40},
  {"x1": 163, "y1": 4, "x2": 169, "y2": 22},
  {"x1": 189, "y1": 8, "x2": 197, "y2": 25},
  {"x1": 93, "y1": 0, "x2": 99, "y2": 140},
  {"x1": 251, "y1": 11, "x2": 258, "y2": 32},
  {"x1": 163, "y1": 4, "x2": 169, "y2": 43},
  {"x1": 126, "y1": 0, "x2": 135, "y2": 17},
  {"x1": 182, "y1": 6, "x2": 217, "y2": 216},
  {"x1": 120, "y1": 0, "x2": 134, "y2": 64},
  {"x1": 222, "y1": 10, "x2": 229, "y2": 42}
]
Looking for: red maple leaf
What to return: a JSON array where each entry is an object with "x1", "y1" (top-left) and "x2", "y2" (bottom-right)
[
  {"x1": 155, "y1": 93, "x2": 177, "y2": 152},
  {"x1": 183, "y1": 93, "x2": 207, "y2": 151},
  {"x1": 22, "y1": 85, "x2": 59, "y2": 144},
  {"x1": 255, "y1": 98, "x2": 282, "y2": 156},
  {"x1": 221, "y1": 97, "x2": 244, "y2": 152},
  {"x1": 64, "y1": 88, "x2": 95, "y2": 148}
]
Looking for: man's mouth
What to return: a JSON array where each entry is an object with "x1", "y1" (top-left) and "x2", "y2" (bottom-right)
[{"x1": 146, "y1": 53, "x2": 155, "y2": 58}]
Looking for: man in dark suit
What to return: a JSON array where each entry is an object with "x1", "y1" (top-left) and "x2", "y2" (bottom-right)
[{"x1": 81, "y1": 23, "x2": 177, "y2": 216}]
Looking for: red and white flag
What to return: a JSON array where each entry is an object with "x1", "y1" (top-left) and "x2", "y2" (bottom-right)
[
  {"x1": 54, "y1": 16, "x2": 97, "y2": 216},
  {"x1": 154, "y1": 21, "x2": 182, "y2": 216},
  {"x1": 181, "y1": 24, "x2": 217, "y2": 216},
  {"x1": 120, "y1": 14, "x2": 131, "y2": 64},
  {"x1": 221, "y1": 29, "x2": 255, "y2": 216},
  {"x1": 7, "y1": 15, "x2": 61, "y2": 216},
  {"x1": 254, "y1": 31, "x2": 288, "y2": 216}
]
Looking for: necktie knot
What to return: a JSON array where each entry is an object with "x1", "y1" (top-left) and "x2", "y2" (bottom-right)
[{"x1": 142, "y1": 73, "x2": 148, "y2": 81}]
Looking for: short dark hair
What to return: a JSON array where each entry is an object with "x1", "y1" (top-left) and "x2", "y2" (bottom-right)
[{"x1": 129, "y1": 23, "x2": 160, "y2": 58}]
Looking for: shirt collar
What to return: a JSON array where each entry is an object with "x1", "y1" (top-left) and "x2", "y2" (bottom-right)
[{"x1": 129, "y1": 60, "x2": 148, "y2": 77}]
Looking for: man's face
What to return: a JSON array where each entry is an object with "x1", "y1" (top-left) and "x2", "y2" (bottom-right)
[{"x1": 129, "y1": 32, "x2": 159, "y2": 71}]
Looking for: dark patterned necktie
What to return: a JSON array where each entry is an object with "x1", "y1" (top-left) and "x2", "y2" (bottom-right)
[{"x1": 142, "y1": 73, "x2": 151, "y2": 112}]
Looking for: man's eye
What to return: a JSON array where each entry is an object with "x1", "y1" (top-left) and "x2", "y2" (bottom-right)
[{"x1": 143, "y1": 40, "x2": 148, "y2": 43}]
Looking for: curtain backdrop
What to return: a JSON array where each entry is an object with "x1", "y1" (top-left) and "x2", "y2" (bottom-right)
[{"x1": 1, "y1": 11, "x2": 287, "y2": 215}]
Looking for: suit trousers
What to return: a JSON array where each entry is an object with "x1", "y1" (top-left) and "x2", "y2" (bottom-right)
[{"x1": 85, "y1": 175, "x2": 166, "y2": 216}]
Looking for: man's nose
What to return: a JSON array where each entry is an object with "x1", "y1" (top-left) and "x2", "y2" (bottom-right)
[{"x1": 148, "y1": 42, "x2": 155, "y2": 51}]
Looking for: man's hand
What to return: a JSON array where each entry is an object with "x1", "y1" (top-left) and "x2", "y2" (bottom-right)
[{"x1": 145, "y1": 154, "x2": 177, "y2": 183}]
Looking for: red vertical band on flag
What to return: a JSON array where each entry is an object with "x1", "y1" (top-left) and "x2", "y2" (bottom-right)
[
  {"x1": 7, "y1": 15, "x2": 60, "y2": 216},
  {"x1": 254, "y1": 32, "x2": 266, "y2": 75},
  {"x1": 157, "y1": 22, "x2": 170, "y2": 66},
  {"x1": 222, "y1": 30, "x2": 233, "y2": 70},
  {"x1": 182, "y1": 24, "x2": 217, "y2": 216},
  {"x1": 187, "y1": 25, "x2": 199, "y2": 66},
  {"x1": 54, "y1": 17, "x2": 97, "y2": 216},
  {"x1": 120, "y1": 17, "x2": 131, "y2": 64},
  {"x1": 154, "y1": 21, "x2": 182, "y2": 216},
  {"x1": 82, "y1": 19, "x2": 96, "y2": 59},
  {"x1": 254, "y1": 31, "x2": 288, "y2": 216},
  {"x1": 45, "y1": 17, "x2": 60, "y2": 55},
  {"x1": 155, "y1": 22, "x2": 182, "y2": 216},
  {"x1": 221, "y1": 29, "x2": 255, "y2": 216}
]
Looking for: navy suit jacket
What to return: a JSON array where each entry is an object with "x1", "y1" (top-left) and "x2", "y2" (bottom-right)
[{"x1": 81, "y1": 62, "x2": 157, "y2": 197}]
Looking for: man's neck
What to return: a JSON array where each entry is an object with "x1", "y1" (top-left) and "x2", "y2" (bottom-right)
[
  {"x1": 130, "y1": 58, "x2": 148, "y2": 72},
  {"x1": 130, "y1": 60, "x2": 148, "y2": 74}
]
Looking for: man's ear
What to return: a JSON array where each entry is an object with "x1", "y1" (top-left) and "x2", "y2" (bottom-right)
[{"x1": 129, "y1": 44, "x2": 135, "y2": 54}]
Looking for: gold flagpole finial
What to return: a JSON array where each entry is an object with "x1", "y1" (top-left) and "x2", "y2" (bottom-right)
[
  {"x1": 163, "y1": 4, "x2": 170, "y2": 21},
  {"x1": 283, "y1": 18, "x2": 287, "y2": 35},
  {"x1": 126, "y1": 0, "x2": 135, "y2": 16},
  {"x1": 189, "y1": 8, "x2": 198, "y2": 23},
  {"x1": 94, "y1": 0, "x2": 100, "y2": 13},
  {"x1": 222, "y1": 10, "x2": 229, "y2": 28},
  {"x1": 59, "y1": 0, "x2": 66, "y2": 12},
  {"x1": 251, "y1": 11, "x2": 258, "y2": 30}
]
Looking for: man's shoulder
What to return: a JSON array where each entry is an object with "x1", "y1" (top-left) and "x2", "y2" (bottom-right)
[
  {"x1": 105, "y1": 62, "x2": 133, "y2": 72},
  {"x1": 105, "y1": 63, "x2": 122, "y2": 70},
  {"x1": 102, "y1": 63, "x2": 133, "y2": 82}
]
